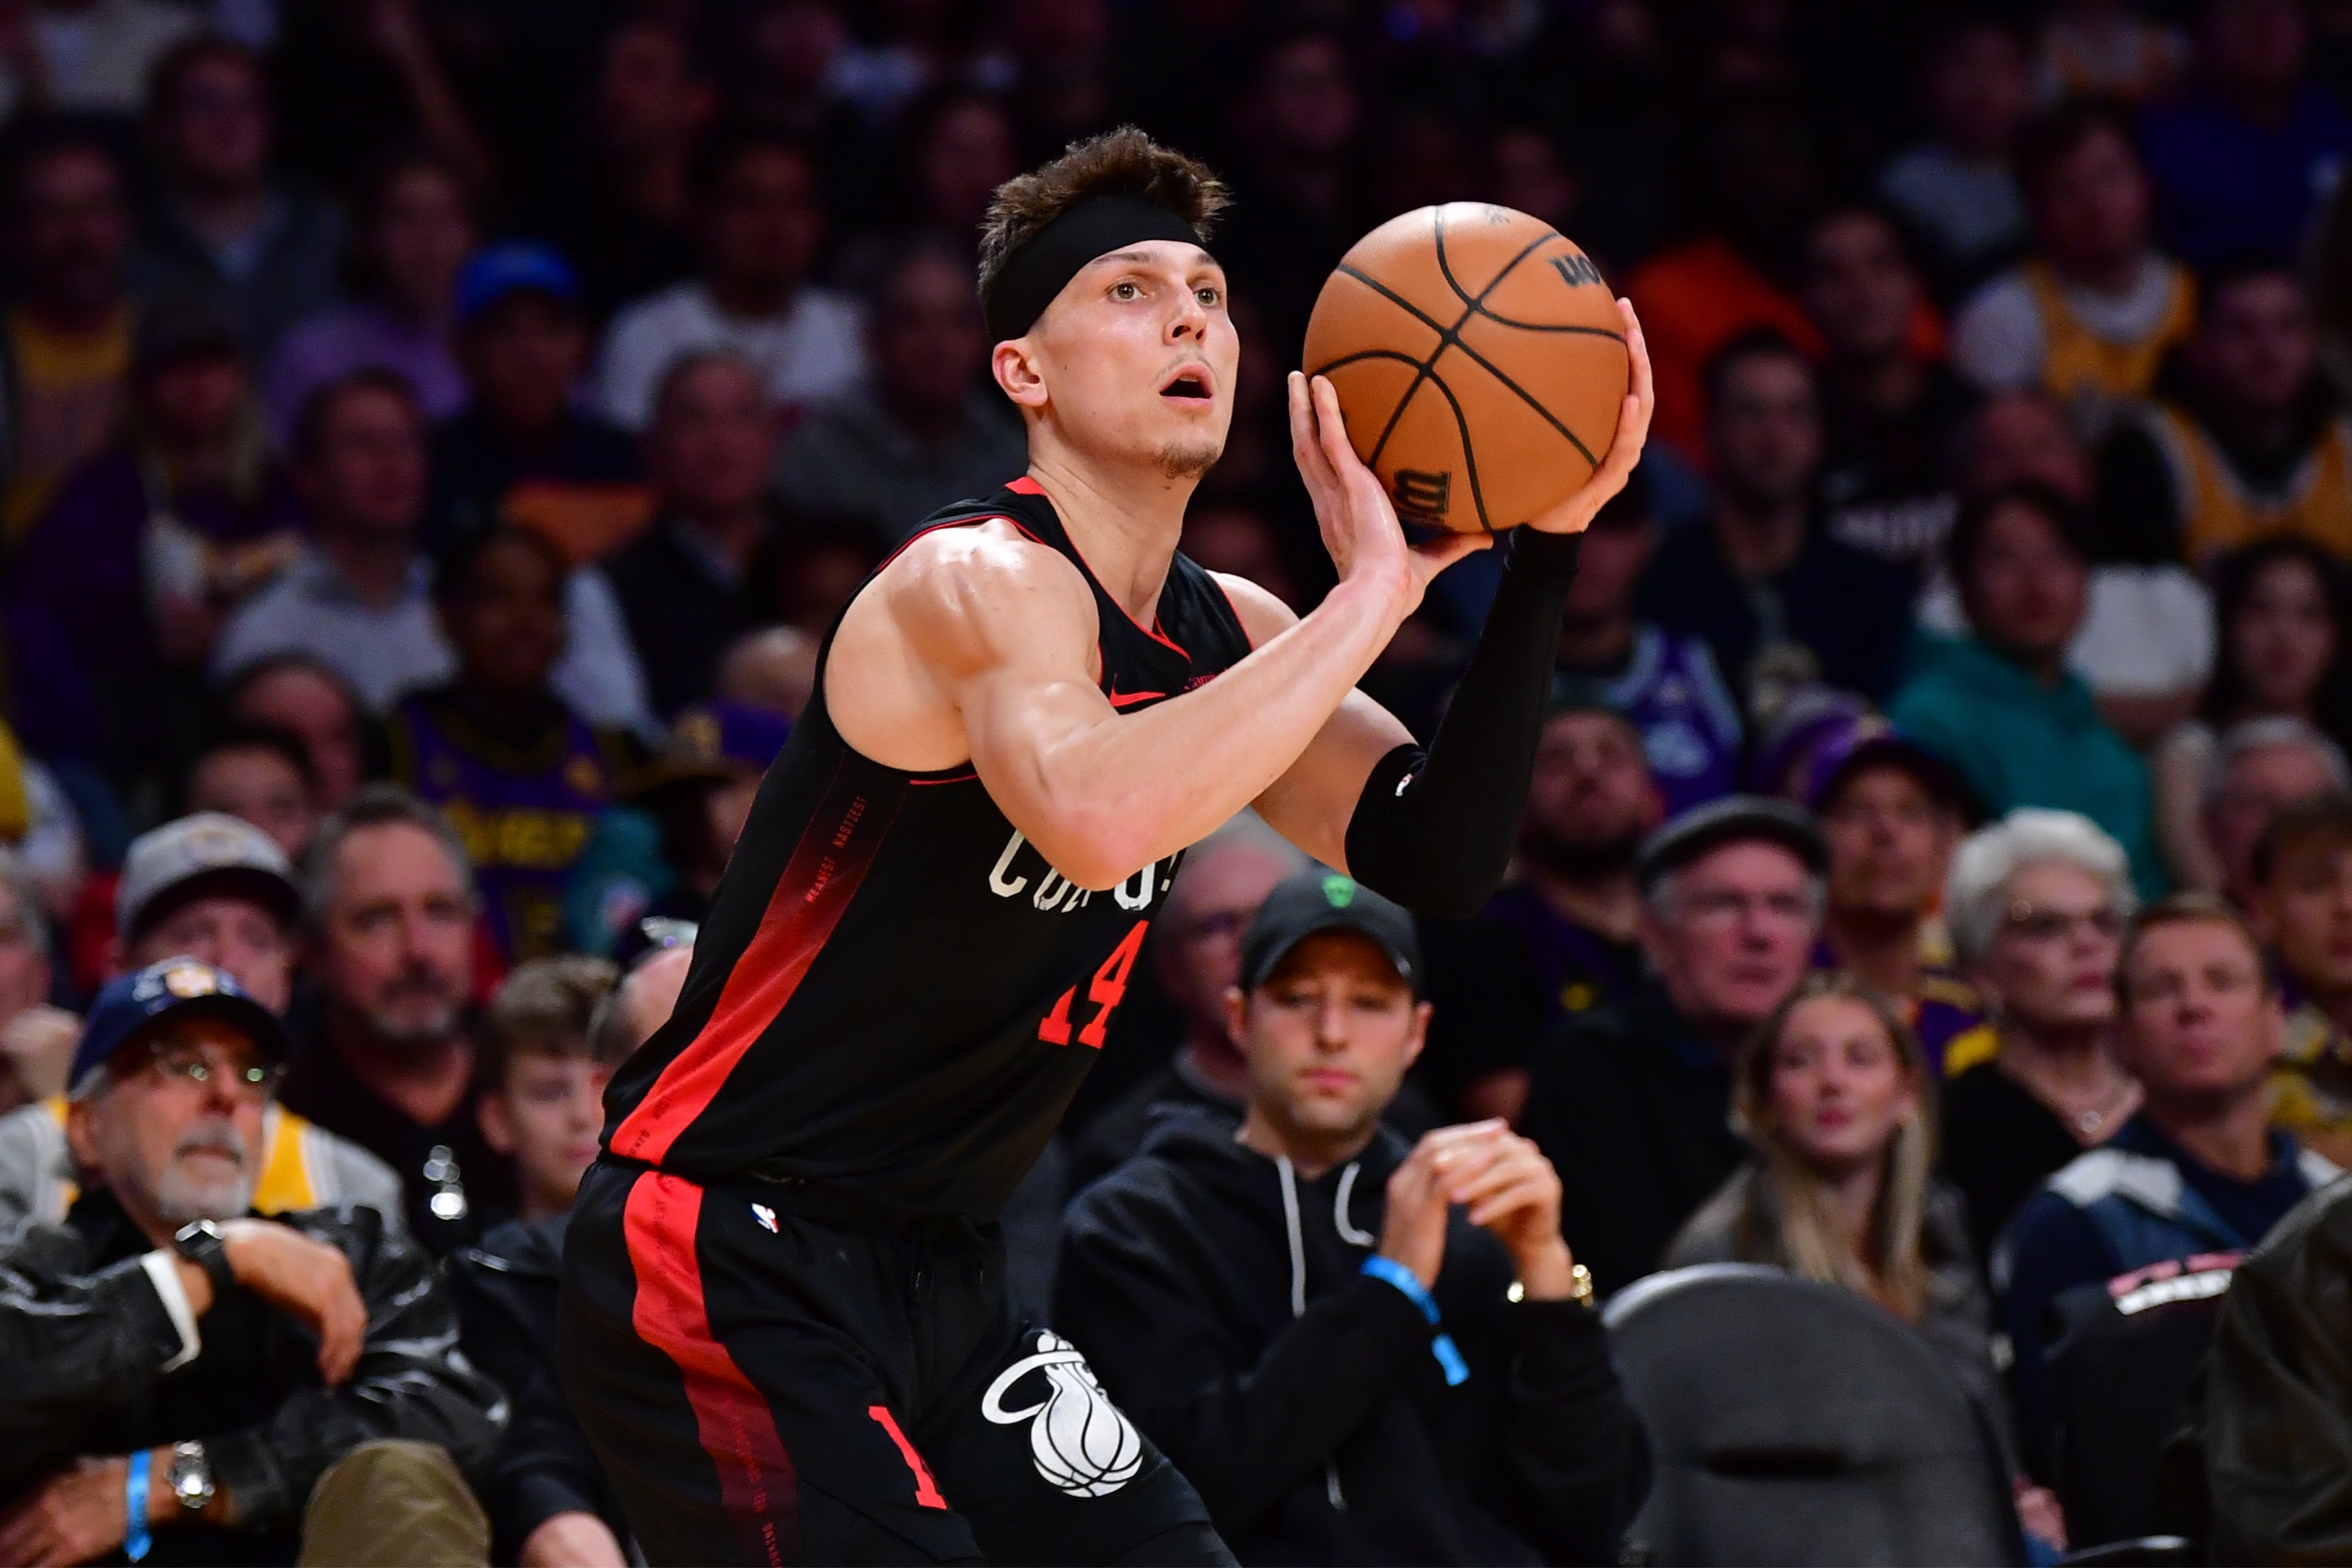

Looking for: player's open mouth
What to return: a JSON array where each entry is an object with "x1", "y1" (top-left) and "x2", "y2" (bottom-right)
[{"x1": 1159, "y1": 370, "x2": 1213, "y2": 403}]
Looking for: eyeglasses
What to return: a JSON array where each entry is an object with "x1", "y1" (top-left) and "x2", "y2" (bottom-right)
[
  {"x1": 130, "y1": 1037, "x2": 282, "y2": 1102},
  {"x1": 2002, "y1": 901, "x2": 2124, "y2": 943}
]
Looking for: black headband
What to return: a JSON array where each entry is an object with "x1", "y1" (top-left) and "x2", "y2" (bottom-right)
[{"x1": 983, "y1": 193, "x2": 1204, "y2": 343}]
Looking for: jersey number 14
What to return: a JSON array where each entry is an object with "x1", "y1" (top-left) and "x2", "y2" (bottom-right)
[{"x1": 1037, "y1": 920, "x2": 1149, "y2": 1049}]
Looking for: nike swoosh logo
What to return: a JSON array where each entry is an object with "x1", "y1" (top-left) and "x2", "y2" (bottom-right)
[{"x1": 1107, "y1": 688, "x2": 1167, "y2": 708}]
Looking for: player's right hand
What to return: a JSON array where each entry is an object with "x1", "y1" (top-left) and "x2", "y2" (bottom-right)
[
  {"x1": 1289, "y1": 371, "x2": 1488, "y2": 622},
  {"x1": 219, "y1": 1218, "x2": 367, "y2": 1384}
]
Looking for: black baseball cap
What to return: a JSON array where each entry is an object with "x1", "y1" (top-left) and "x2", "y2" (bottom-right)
[
  {"x1": 1239, "y1": 869, "x2": 1422, "y2": 995},
  {"x1": 1635, "y1": 796, "x2": 1827, "y2": 894}
]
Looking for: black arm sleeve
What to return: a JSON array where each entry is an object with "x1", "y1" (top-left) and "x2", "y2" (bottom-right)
[{"x1": 1344, "y1": 529, "x2": 1581, "y2": 918}]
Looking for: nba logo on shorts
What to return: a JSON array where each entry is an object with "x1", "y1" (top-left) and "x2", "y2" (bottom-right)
[
  {"x1": 981, "y1": 1331, "x2": 1142, "y2": 1498},
  {"x1": 750, "y1": 1203, "x2": 778, "y2": 1233}
]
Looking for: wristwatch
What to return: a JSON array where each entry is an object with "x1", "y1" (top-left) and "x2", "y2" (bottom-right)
[
  {"x1": 170, "y1": 1219, "x2": 234, "y2": 1301},
  {"x1": 166, "y1": 1440, "x2": 214, "y2": 1515}
]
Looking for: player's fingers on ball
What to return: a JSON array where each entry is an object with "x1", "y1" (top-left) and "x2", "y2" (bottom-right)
[{"x1": 1309, "y1": 375, "x2": 1358, "y2": 469}]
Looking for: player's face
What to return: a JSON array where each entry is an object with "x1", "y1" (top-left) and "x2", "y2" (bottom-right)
[
  {"x1": 1010, "y1": 239, "x2": 1237, "y2": 480},
  {"x1": 1231, "y1": 931, "x2": 1428, "y2": 1145}
]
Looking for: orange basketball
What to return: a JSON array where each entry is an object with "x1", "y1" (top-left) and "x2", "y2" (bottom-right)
[{"x1": 1301, "y1": 203, "x2": 1628, "y2": 534}]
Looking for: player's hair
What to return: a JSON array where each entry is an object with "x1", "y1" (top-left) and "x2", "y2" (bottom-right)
[
  {"x1": 483, "y1": 954, "x2": 620, "y2": 1083},
  {"x1": 976, "y1": 127, "x2": 1230, "y2": 304}
]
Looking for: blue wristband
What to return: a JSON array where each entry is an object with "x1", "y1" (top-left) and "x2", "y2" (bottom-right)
[
  {"x1": 1361, "y1": 1257, "x2": 1469, "y2": 1386},
  {"x1": 124, "y1": 1450, "x2": 152, "y2": 1563},
  {"x1": 1360, "y1": 1255, "x2": 1440, "y2": 1323}
]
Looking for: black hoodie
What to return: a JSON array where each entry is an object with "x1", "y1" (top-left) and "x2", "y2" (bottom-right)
[{"x1": 1054, "y1": 1111, "x2": 1648, "y2": 1565}]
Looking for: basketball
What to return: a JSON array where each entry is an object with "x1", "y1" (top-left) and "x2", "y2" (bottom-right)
[{"x1": 1301, "y1": 203, "x2": 1630, "y2": 534}]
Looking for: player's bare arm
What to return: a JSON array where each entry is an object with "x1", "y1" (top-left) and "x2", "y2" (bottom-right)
[{"x1": 1250, "y1": 299, "x2": 1654, "y2": 884}]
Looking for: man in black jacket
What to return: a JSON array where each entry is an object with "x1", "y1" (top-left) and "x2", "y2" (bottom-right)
[
  {"x1": 0, "y1": 959, "x2": 505, "y2": 1565},
  {"x1": 1056, "y1": 870, "x2": 1649, "y2": 1565}
]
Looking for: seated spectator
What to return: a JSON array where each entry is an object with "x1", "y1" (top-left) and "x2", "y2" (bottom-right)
[
  {"x1": 1662, "y1": 974, "x2": 2053, "y2": 1537},
  {"x1": 1938, "y1": 809, "x2": 2141, "y2": 1261},
  {"x1": 595, "y1": 131, "x2": 865, "y2": 432},
  {"x1": 426, "y1": 244, "x2": 654, "y2": 734},
  {"x1": 715, "y1": 626, "x2": 817, "y2": 721},
  {"x1": 560, "y1": 698, "x2": 787, "y2": 961},
  {"x1": 742, "y1": 514, "x2": 886, "y2": 633},
  {"x1": 1879, "y1": 15, "x2": 2032, "y2": 294},
  {"x1": 221, "y1": 652, "x2": 366, "y2": 811},
  {"x1": 608, "y1": 350, "x2": 779, "y2": 718},
  {"x1": 1624, "y1": 97, "x2": 1823, "y2": 462},
  {"x1": 2153, "y1": 539, "x2": 2352, "y2": 892},
  {"x1": 532, "y1": 19, "x2": 711, "y2": 324},
  {"x1": 773, "y1": 239, "x2": 1027, "y2": 542},
  {"x1": 6, "y1": 291, "x2": 302, "y2": 779},
  {"x1": 2201, "y1": 718, "x2": 2349, "y2": 909},
  {"x1": 2139, "y1": 0, "x2": 2351, "y2": 272},
  {"x1": 0, "y1": 959, "x2": 503, "y2": 1566},
  {"x1": 1995, "y1": 894, "x2": 2339, "y2": 1458},
  {"x1": 1802, "y1": 203, "x2": 1971, "y2": 581},
  {"x1": 2033, "y1": 0, "x2": 2188, "y2": 104},
  {"x1": 378, "y1": 527, "x2": 639, "y2": 963},
  {"x1": 1066, "y1": 813, "x2": 1303, "y2": 1189},
  {"x1": 0, "y1": 850, "x2": 63, "y2": 1114},
  {"x1": 213, "y1": 370, "x2": 452, "y2": 713},
  {"x1": 0, "y1": 813, "x2": 400, "y2": 1231},
  {"x1": 1892, "y1": 484, "x2": 2164, "y2": 896},
  {"x1": 1525, "y1": 797, "x2": 1825, "y2": 1294},
  {"x1": 109, "y1": 811, "x2": 300, "y2": 1010},
  {"x1": 1422, "y1": 698, "x2": 1662, "y2": 1126},
  {"x1": 2248, "y1": 795, "x2": 2352, "y2": 1168},
  {"x1": 0, "y1": 130, "x2": 138, "y2": 542},
  {"x1": 449, "y1": 945, "x2": 690, "y2": 1568},
  {"x1": 1555, "y1": 475, "x2": 1742, "y2": 816},
  {"x1": 186, "y1": 721, "x2": 320, "y2": 861},
  {"x1": 1636, "y1": 331, "x2": 1918, "y2": 711},
  {"x1": 2, "y1": 0, "x2": 197, "y2": 117},
  {"x1": 1941, "y1": 389, "x2": 2218, "y2": 746},
  {"x1": 268, "y1": 151, "x2": 475, "y2": 442},
  {"x1": 1806, "y1": 725, "x2": 1987, "y2": 1073},
  {"x1": 1951, "y1": 100, "x2": 2194, "y2": 440},
  {"x1": 280, "y1": 785, "x2": 516, "y2": 1254},
  {"x1": 2187, "y1": 1172, "x2": 2352, "y2": 1562},
  {"x1": 0, "y1": 811, "x2": 405, "y2": 1238},
  {"x1": 1056, "y1": 871, "x2": 1649, "y2": 1564},
  {"x1": 128, "y1": 38, "x2": 343, "y2": 363},
  {"x1": 473, "y1": 956, "x2": 617, "y2": 1225},
  {"x1": 2099, "y1": 262, "x2": 2352, "y2": 565}
]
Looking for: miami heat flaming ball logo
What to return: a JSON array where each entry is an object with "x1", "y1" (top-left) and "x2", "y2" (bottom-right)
[{"x1": 981, "y1": 1331, "x2": 1143, "y2": 1498}]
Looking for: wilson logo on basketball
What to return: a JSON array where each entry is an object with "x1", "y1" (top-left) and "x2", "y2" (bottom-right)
[
  {"x1": 981, "y1": 1331, "x2": 1143, "y2": 1498},
  {"x1": 1392, "y1": 469, "x2": 1452, "y2": 522}
]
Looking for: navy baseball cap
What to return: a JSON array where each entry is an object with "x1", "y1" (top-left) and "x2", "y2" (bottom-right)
[
  {"x1": 456, "y1": 242, "x2": 582, "y2": 324},
  {"x1": 1239, "y1": 869, "x2": 1423, "y2": 995},
  {"x1": 69, "y1": 959, "x2": 289, "y2": 1093}
]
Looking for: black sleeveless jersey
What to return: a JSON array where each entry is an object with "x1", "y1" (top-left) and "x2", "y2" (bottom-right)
[{"x1": 601, "y1": 479, "x2": 1255, "y2": 1220}]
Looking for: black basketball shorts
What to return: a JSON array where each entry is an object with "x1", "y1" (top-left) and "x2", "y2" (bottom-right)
[{"x1": 558, "y1": 1158, "x2": 1232, "y2": 1566}]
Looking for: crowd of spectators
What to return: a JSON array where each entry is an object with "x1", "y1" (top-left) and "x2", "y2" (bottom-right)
[{"x1": 0, "y1": 0, "x2": 2346, "y2": 1563}]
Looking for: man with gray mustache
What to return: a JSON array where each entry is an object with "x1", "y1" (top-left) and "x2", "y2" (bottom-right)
[{"x1": 0, "y1": 959, "x2": 506, "y2": 1565}]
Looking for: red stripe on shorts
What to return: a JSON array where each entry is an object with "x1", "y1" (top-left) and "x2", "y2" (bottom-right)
[
  {"x1": 623, "y1": 1170, "x2": 799, "y2": 1566},
  {"x1": 611, "y1": 760, "x2": 902, "y2": 1163}
]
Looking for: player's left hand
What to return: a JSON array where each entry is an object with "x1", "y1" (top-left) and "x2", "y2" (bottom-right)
[
  {"x1": 1524, "y1": 297, "x2": 1653, "y2": 536},
  {"x1": 1431, "y1": 1122, "x2": 1579, "y2": 1299}
]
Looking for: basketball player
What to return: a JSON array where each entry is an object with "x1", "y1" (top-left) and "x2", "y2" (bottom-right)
[{"x1": 559, "y1": 128, "x2": 1651, "y2": 1566}]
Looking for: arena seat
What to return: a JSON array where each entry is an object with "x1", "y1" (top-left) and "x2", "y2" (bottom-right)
[{"x1": 1603, "y1": 1263, "x2": 2024, "y2": 1566}]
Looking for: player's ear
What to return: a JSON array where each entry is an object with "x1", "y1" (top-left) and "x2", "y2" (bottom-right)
[{"x1": 993, "y1": 338, "x2": 1049, "y2": 411}]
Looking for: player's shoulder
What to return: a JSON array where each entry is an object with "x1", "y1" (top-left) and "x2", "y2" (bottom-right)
[{"x1": 859, "y1": 516, "x2": 1099, "y2": 676}]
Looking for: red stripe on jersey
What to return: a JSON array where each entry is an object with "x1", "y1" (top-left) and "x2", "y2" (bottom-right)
[
  {"x1": 612, "y1": 762, "x2": 900, "y2": 1163},
  {"x1": 1006, "y1": 475, "x2": 1045, "y2": 495},
  {"x1": 623, "y1": 1171, "x2": 799, "y2": 1565},
  {"x1": 865, "y1": 1406, "x2": 950, "y2": 1508}
]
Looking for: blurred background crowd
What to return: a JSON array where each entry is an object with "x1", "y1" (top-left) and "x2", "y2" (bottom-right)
[{"x1": 1, "y1": 0, "x2": 2351, "y2": 1563}]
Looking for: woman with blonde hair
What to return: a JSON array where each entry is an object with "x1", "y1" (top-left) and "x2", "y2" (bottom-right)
[{"x1": 1665, "y1": 970, "x2": 2065, "y2": 1546}]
